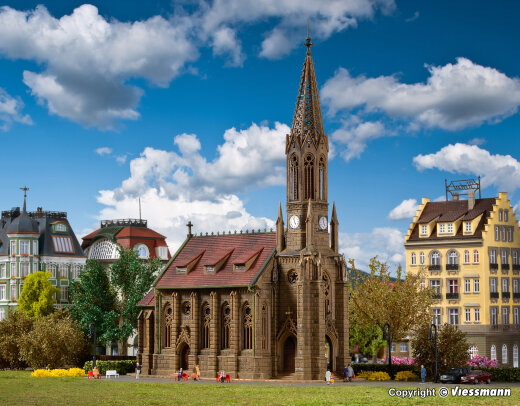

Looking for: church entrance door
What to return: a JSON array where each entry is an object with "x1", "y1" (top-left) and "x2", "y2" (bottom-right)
[
  {"x1": 325, "y1": 336, "x2": 333, "y2": 371},
  {"x1": 283, "y1": 336, "x2": 296, "y2": 373},
  {"x1": 180, "y1": 345, "x2": 190, "y2": 371}
]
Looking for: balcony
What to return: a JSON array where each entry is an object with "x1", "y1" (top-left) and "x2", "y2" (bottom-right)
[
  {"x1": 446, "y1": 264, "x2": 459, "y2": 271},
  {"x1": 490, "y1": 292, "x2": 499, "y2": 299},
  {"x1": 501, "y1": 264, "x2": 510, "y2": 271},
  {"x1": 432, "y1": 293, "x2": 442, "y2": 300},
  {"x1": 513, "y1": 292, "x2": 520, "y2": 299},
  {"x1": 428, "y1": 265, "x2": 441, "y2": 271},
  {"x1": 513, "y1": 264, "x2": 520, "y2": 272},
  {"x1": 446, "y1": 292, "x2": 459, "y2": 300},
  {"x1": 502, "y1": 292, "x2": 511, "y2": 299},
  {"x1": 490, "y1": 263, "x2": 499, "y2": 270}
]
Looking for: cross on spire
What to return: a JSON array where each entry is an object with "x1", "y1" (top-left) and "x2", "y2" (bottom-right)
[
  {"x1": 20, "y1": 186, "x2": 29, "y2": 212},
  {"x1": 305, "y1": 19, "x2": 313, "y2": 55}
]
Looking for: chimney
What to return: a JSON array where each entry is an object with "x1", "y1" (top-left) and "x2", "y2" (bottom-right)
[
  {"x1": 468, "y1": 190, "x2": 475, "y2": 210},
  {"x1": 452, "y1": 192, "x2": 459, "y2": 201}
]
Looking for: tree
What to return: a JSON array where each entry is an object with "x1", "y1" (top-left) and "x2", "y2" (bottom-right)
[
  {"x1": 19, "y1": 309, "x2": 88, "y2": 369},
  {"x1": 411, "y1": 321, "x2": 470, "y2": 378},
  {"x1": 349, "y1": 257, "x2": 433, "y2": 341},
  {"x1": 349, "y1": 321, "x2": 386, "y2": 361},
  {"x1": 105, "y1": 248, "x2": 161, "y2": 354},
  {"x1": 18, "y1": 271, "x2": 58, "y2": 319},
  {"x1": 0, "y1": 310, "x2": 33, "y2": 369},
  {"x1": 69, "y1": 259, "x2": 116, "y2": 341}
]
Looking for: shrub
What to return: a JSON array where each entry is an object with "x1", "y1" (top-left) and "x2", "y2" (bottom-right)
[
  {"x1": 355, "y1": 371, "x2": 373, "y2": 379},
  {"x1": 19, "y1": 310, "x2": 89, "y2": 369},
  {"x1": 0, "y1": 311, "x2": 33, "y2": 369},
  {"x1": 83, "y1": 360, "x2": 137, "y2": 375},
  {"x1": 381, "y1": 356, "x2": 415, "y2": 365},
  {"x1": 31, "y1": 368, "x2": 86, "y2": 377},
  {"x1": 368, "y1": 371, "x2": 391, "y2": 381},
  {"x1": 352, "y1": 363, "x2": 418, "y2": 379},
  {"x1": 395, "y1": 371, "x2": 419, "y2": 381},
  {"x1": 467, "y1": 356, "x2": 498, "y2": 368}
]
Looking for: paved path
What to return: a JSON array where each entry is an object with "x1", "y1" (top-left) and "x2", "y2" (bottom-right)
[{"x1": 115, "y1": 375, "x2": 520, "y2": 388}]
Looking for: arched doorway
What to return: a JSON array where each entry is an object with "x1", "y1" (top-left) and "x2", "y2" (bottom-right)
[
  {"x1": 325, "y1": 336, "x2": 333, "y2": 371},
  {"x1": 282, "y1": 336, "x2": 296, "y2": 373},
  {"x1": 180, "y1": 345, "x2": 190, "y2": 371}
]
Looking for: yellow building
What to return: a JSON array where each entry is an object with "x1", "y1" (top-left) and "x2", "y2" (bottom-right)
[{"x1": 405, "y1": 184, "x2": 520, "y2": 367}]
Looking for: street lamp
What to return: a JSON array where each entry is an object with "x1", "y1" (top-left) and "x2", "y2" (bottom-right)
[
  {"x1": 429, "y1": 323, "x2": 438, "y2": 383},
  {"x1": 89, "y1": 323, "x2": 97, "y2": 368},
  {"x1": 382, "y1": 323, "x2": 392, "y2": 376}
]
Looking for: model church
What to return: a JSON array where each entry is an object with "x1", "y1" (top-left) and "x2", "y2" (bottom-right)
[{"x1": 137, "y1": 35, "x2": 350, "y2": 380}]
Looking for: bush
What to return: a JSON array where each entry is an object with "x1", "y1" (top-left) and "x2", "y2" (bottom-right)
[
  {"x1": 19, "y1": 310, "x2": 89, "y2": 369},
  {"x1": 381, "y1": 356, "x2": 415, "y2": 365},
  {"x1": 467, "y1": 356, "x2": 498, "y2": 367},
  {"x1": 0, "y1": 311, "x2": 33, "y2": 369},
  {"x1": 31, "y1": 368, "x2": 86, "y2": 377},
  {"x1": 469, "y1": 367, "x2": 520, "y2": 382},
  {"x1": 83, "y1": 360, "x2": 137, "y2": 375},
  {"x1": 352, "y1": 363, "x2": 418, "y2": 379},
  {"x1": 395, "y1": 371, "x2": 419, "y2": 381},
  {"x1": 368, "y1": 371, "x2": 391, "y2": 381}
]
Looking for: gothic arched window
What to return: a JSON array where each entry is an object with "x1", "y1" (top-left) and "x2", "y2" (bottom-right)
[
  {"x1": 164, "y1": 306, "x2": 173, "y2": 348},
  {"x1": 318, "y1": 156, "x2": 326, "y2": 201},
  {"x1": 303, "y1": 154, "x2": 315, "y2": 200},
  {"x1": 221, "y1": 303, "x2": 231, "y2": 349},
  {"x1": 201, "y1": 303, "x2": 211, "y2": 349},
  {"x1": 289, "y1": 155, "x2": 299, "y2": 201},
  {"x1": 323, "y1": 273, "x2": 331, "y2": 318},
  {"x1": 243, "y1": 303, "x2": 253, "y2": 350},
  {"x1": 261, "y1": 304, "x2": 268, "y2": 350}
]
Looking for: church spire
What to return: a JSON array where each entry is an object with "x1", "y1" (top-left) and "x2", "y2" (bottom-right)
[
  {"x1": 286, "y1": 30, "x2": 327, "y2": 152},
  {"x1": 276, "y1": 202, "x2": 285, "y2": 252}
]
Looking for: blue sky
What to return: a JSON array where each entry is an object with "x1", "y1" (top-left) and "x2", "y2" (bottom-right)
[{"x1": 1, "y1": 0, "x2": 520, "y2": 271}]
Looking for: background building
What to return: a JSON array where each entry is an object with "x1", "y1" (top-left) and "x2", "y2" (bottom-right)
[
  {"x1": 81, "y1": 218, "x2": 171, "y2": 355},
  {"x1": 405, "y1": 180, "x2": 520, "y2": 367},
  {"x1": 0, "y1": 193, "x2": 86, "y2": 320}
]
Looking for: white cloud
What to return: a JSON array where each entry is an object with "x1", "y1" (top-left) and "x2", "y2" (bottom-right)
[
  {"x1": 116, "y1": 155, "x2": 127, "y2": 164},
  {"x1": 339, "y1": 227, "x2": 405, "y2": 272},
  {"x1": 414, "y1": 143, "x2": 520, "y2": 193},
  {"x1": 331, "y1": 119, "x2": 385, "y2": 161},
  {"x1": 95, "y1": 147, "x2": 112, "y2": 156},
  {"x1": 468, "y1": 137, "x2": 485, "y2": 146},
  {"x1": 388, "y1": 198, "x2": 419, "y2": 220},
  {"x1": 211, "y1": 26, "x2": 245, "y2": 67},
  {"x1": 0, "y1": 88, "x2": 32, "y2": 130},
  {"x1": 405, "y1": 11, "x2": 419, "y2": 22},
  {"x1": 0, "y1": 4, "x2": 198, "y2": 128},
  {"x1": 96, "y1": 121, "x2": 287, "y2": 249}
]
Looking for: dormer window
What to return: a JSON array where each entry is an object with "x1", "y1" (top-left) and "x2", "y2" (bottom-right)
[
  {"x1": 465, "y1": 222, "x2": 471, "y2": 233},
  {"x1": 439, "y1": 224, "x2": 446, "y2": 233},
  {"x1": 176, "y1": 267, "x2": 187, "y2": 273},
  {"x1": 52, "y1": 222, "x2": 68, "y2": 233},
  {"x1": 421, "y1": 225, "x2": 427, "y2": 235},
  {"x1": 134, "y1": 244, "x2": 149, "y2": 259},
  {"x1": 176, "y1": 251, "x2": 204, "y2": 274},
  {"x1": 447, "y1": 223, "x2": 453, "y2": 233},
  {"x1": 158, "y1": 246, "x2": 168, "y2": 259},
  {"x1": 205, "y1": 266, "x2": 215, "y2": 273}
]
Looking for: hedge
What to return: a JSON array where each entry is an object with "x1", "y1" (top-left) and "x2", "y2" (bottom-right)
[
  {"x1": 352, "y1": 363, "x2": 419, "y2": 379},
  {"x1": 469, "y1": 366, "x2": 520, "y2": 382},
  {"x1": 83, "y1": 360, "x2": 137, "y2": 375}
]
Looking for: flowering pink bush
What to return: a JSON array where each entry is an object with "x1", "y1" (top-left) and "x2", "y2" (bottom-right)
[
  {"x1": 382, "y1": 356, "x2": 415, "y2": 365},
  {"x1": 467, "y1": 355, "x2": 498, "y2": 367}
]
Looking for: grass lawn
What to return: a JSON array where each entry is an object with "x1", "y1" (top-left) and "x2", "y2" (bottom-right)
[{"x1": 1, "y1": 371, "x2": 519, "y2": 405}]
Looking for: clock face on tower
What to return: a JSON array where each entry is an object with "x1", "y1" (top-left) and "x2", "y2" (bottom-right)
[
  {"x1": 318, "y1": 215, "x2": 328, "y2": 231},
  {"x1": 289, "y1": 215, "x2": 301, "y2": 229}
]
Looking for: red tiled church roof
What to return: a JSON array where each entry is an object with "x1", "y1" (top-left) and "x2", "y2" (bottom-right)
[
  {"x1": 155, "y1": 232, "x2": 276, "y2": 289},
  {"x1": 138, "y1": 289, "x2": 155, "y2": 307}
]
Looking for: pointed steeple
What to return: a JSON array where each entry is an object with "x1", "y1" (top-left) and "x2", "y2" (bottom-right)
[
  {"x1": 286, "y1": 30, "x2": 327, "y2": 152},
  {"x1": 276, "y1": 202, "x2": 285, "y2": 252},
  {"x1": 330, "y1": 202, "x2": 339, "y2": 253}
]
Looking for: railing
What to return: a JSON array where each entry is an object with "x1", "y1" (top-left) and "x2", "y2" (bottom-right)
[
  {"x1": 432, "y1": 293, "x2": 442, "y2": 300},
  {"x1": 490, "y1": 292, "x2": 499, "y2": 299},
  {"x1": 446, "y1": 292, "x2": 459, "y2": 300},
  {"x1": 428, "y1": 265, "x2": 441, "y2": 271},
  {"x1": 490, "y1": 263, "x2": 499, "y2": 270},
  {"x1": 513, "y1": 292, "x2": 520, "y2": 299},
  {"x1": 29, "y1": 210, "x2": 67, "y2": 219},
  {"x1": 512, "y1": 264, "x2": 520, "y2": 271},
  {"x1": 502, "y1": 264, "x2": 510, "y2": 271},
  {"x1": 502, "y1": 292, "x2": 511, "y2": 299},
  {"x1": 446, "y1": 264, "x2": 459, "y2": 271},
  {"x1": 101, "y1": 219, "x2": 147, "y2": 228}
]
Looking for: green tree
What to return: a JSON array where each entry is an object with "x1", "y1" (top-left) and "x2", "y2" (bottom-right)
[
  {"x1": 19, "y1": 309, "x2": 88, "y2": 369},
  {"x1": 18, "y1": 271, "x2": 58, "y2": 319},
  {"x1": 70, "y1": 259, "x2": 116, "y2": 341},
  {"x1": 411, "y1": 321, "x2": 470, "y2": 379},
  {"x1": 349, "y1": 257, "x2": 433, "y2": 342},
  {"x1": 0, "y1": 310, "x2": 33, "y2": 369},
  {"x1": 106, "y1": 248, "x2": 161, "y2": 354},
  {"x1": 349, "y1": 320, "x2": 386, "y2": 361}
]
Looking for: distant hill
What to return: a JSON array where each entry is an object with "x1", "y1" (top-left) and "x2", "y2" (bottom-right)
[{"x1": 347, "y1": 267, "x2": 399, "y2": 287}]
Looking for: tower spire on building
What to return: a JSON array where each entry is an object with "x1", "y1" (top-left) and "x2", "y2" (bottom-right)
[
  {"x1": 286, "y1": 28, "x2": 326, "y2": 152},
  {"x1": 20, "y1": 186, "x2": 29, "y2": 213}
]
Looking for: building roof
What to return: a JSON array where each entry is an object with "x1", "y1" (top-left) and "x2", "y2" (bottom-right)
[
  {"x1": 408, "y1": 198, "x2": 495, "y2": 241},
  {"x1": 138, "y1": 289, "x2": 155, "y2": 307},
  {"x1": 155, "y1": 232, "x2": 276, "y2": 289}
]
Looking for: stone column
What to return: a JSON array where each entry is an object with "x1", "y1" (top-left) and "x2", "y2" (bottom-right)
[
  {"x1": 230, "y1": 290, "x2": 240, "y2": 376},
  {"x1": 190, "y1": 291, "x2": 199, "y2": 370},
  {"x1": 210, "y1": 291, "x2": 219, "y2": 376},
  {"x1": 172, "y1": 291, "x2": 180, "y2": 371},
  {"x1": 296, "y1": 258, "x2": 312, "y2": 379}
]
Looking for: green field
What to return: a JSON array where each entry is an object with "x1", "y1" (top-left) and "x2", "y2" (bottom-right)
[{"x1": 0, "y1": 371, "x2": 519, "y2": 405}]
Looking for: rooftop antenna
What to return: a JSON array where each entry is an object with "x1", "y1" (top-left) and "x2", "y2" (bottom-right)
[{"x1": 138, "y1": 197, "x2": 141, "y2": 221}]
